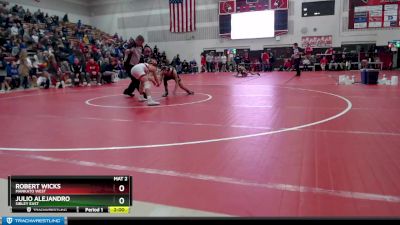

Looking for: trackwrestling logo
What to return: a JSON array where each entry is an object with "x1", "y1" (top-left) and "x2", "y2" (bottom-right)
[{"x1": 2, "y1": 217, "x2": 64, "y2": 225}]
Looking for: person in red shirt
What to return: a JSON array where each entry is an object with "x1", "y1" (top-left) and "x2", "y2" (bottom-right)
[
  {"x1": 283, "y1": 59, "x2": 292, "y2": 71},
  {"x1": 261, "y1": 50, "x2": 270, "y2": 72},
  {"x1": 86, "y1": 58, "x2": 101, "y2": 86},
  {"x1": 200, "y1": 54, "x2": 206, "y2": 73},
  {"x1": 325, "y1": 48, "x2": 334, "y2": 55},
  {"x1": 305, "y1": 44, "x2": 313, "y2": 57},
  {"x1": 320, "y1": 56, "x2": 328, "y2": 71}
]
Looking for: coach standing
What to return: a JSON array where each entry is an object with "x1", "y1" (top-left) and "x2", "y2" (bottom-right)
[
  {"x1": 292, "y1": 43, "x2": 303, "y2": 77},
  {"x1": 123, "y1": 35, "x2": 145, "y2": 97}
]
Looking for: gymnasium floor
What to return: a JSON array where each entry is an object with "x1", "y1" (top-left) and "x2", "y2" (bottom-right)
[{"x1": 0, "y1": 71, "x2": 400, "y2": 217}]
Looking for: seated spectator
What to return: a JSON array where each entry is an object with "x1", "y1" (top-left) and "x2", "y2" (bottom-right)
[
  {"x1": 70, "y1": 57, "x2": 82, "y2": 86},
  {"x1": 37, "y1": 71, "x2": 50, "y2": 89},
  {"x1": 190, "y1": 59, "x2": 198, "y2": 73},
  {"x1": 303, "y1": 58, "x2": 311, "y2": 71},
  {"x1": 6, "y1": 61, "x2": 20, "y2": 89},
  {"x1": 60, "y1": 60, "x2": 72, "y2": 86},
  {"x1": 181, "y1": 60, "x2": 190, "y2": 74},
  {"x1": 280, "y1": 59, "x2": 292, "y2": 71},
  {"x1": 0, "y1": 61, "x2": 11, "y2": 93},
  {"x1": 320, "y1": 56, "x2": 328, "y2": 71},
  {"x1": 100, "y1": 58, "x2": 117, "y2": 84},
  {"x1": 329, "y1": 55, "x2": 342, "y2": 71},
  {"x1": 340, "y1": 54, "x2": 351, "y2": 71},
  {"x1": 31, "y1": 31, "x2": 39, "y2": 44},
  {"x1": 10, "y1": 23, "x2": 18, "y2": 36},
  {"x1": 47, "y1": 54, "x2": 64, "y2": 88},
  {"x1": 86, "y1": 58, "x2": 101, "y2": 86}
]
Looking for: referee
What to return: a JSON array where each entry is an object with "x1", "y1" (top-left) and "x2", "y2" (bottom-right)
[
  {"x1": 123, "y1": 35, "x2": 146, "y2": 98},
  {"x1": 292, "y1": 43, "x2": 303, "y2": 77}
]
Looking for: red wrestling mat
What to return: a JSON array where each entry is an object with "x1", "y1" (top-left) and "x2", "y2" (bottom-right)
[{"x1": 1, "y1": 71, "x2": 400, "y2": 216}]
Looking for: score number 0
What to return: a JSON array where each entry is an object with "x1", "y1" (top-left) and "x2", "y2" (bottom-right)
[{"x1": 118, "y1": 184, "x2": 126, "y2": 205}]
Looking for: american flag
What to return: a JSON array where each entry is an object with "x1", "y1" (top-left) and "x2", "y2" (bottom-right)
[{"x1": 169, "y1": 0, "x2": 196, "y2": 33}]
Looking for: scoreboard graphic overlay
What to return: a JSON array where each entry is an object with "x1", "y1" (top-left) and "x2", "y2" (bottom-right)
[{"x1": 8, "y1": 176, "x2": 132, "y2": 214}]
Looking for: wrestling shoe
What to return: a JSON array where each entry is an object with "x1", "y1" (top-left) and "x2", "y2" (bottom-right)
[
  {"x1": 162, "y1": 92, "x2": 168, "y2": 97},
  {"x1": 187, "y1": 91, "x2": 194, "y2": 95},
  {"x1": 123, "y1": 90, "x2": 135, "y2": 97},
  {"x1": 147, "y1": 99, "x2": 160, "y2": 106},
  {"x1": 138, "y1": 95, "x2": 148, "y2": 102}
]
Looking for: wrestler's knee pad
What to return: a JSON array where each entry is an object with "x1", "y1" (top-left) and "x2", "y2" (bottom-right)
[{"x1": 144, "y1": 81, "x2": 152, "y2": 90}]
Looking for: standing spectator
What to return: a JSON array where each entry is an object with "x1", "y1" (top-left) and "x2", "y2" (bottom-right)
[
  {"x1": 175, "y1": 54, "x2": 182, "y2": 74},
  {"x1": 200, "y1": 54, "x2": 206, "y2": 73},
  {"x1": 305, "y1": 44, "x2": 313, "y2": 58},
  {"x1": 261, "y1": 50, "x2": 270, "y2": 72},
  {"x1": 86, "y1": 58, "x2": 101, "y2": 86},
  {"x1": 220, "y1": 53, "x2": 227, "y2": 72},
  {"x1": 18, "y1": 50, "x2": 32, "y2": 89},
  {"x1": 62, "y1": 14, "x2": 69, "y2": 23},
  {"x1": 234, "y1": 54, "x2": 242, "y2": 72},
  {"x1": 213, "y1": 54, "x2": 220, "y2": 72},
  {"x1": 206, "y1": 52, "x2": 213, "y2": 72}
]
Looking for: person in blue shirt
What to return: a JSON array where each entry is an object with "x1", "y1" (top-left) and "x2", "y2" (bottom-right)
[{"x1": 6, "y1": 61, "x2": 20, "y2": 89}]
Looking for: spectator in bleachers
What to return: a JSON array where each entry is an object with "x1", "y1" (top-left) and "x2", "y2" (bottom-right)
[{"x1": 63, "y1": 14, "x2": 69, "y2": 23}]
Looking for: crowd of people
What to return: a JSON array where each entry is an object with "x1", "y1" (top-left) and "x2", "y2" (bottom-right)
[
  {"x1": 200, "y1": 44, "x2": 393, "y2": 75},
  {"x1": 0, "y1": 3, "x2": 197, "y2": 94}
]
